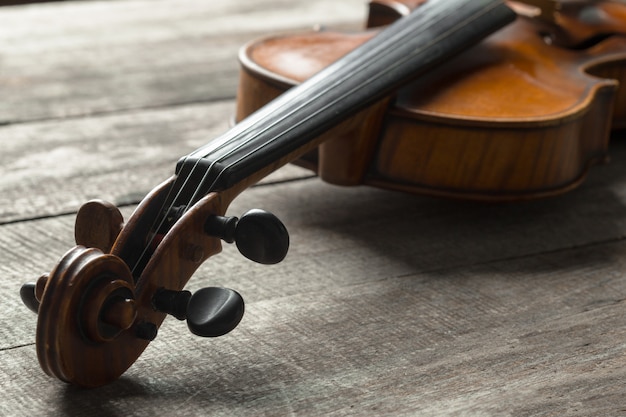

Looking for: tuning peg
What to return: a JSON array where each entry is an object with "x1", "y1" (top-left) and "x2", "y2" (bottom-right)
[
  {"x1": 20, "y1": 274, "x2": 48, "y2": 313},
  {"x1": 20, "y1": 282, "x2": 39, "y2": 313},
  {"x1": 153, "y1": 287, "x2": 244, "y2": 337},
  {"x1": 187, "y1": 287, "x2": 244, "y2": 337},
  {"x1": 205, "y1": 209, "x2": 289, "y2": 264}
]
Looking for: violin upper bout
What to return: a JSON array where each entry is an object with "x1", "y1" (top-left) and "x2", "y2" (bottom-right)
[{"x1": 235, "y1": 30, "x2": 382, "y2": 186}]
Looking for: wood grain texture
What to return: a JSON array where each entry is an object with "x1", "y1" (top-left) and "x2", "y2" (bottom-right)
[
  {"x1": 0, "y1": 100, "x2": 312, "y2": 223},
  {"x1": 0, "y1": 0, "x2": 365, "y2": 124},
  {"x1": 1, "y1": 0, "x2": 626, "y2": 415},
  {"x1": 2, "y1": 178, "x2": 626, "y2": 415}
]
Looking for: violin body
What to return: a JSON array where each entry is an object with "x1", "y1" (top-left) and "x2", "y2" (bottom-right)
[{"x1": 236, "y1": 0, "x2": 626, "y2": 201}]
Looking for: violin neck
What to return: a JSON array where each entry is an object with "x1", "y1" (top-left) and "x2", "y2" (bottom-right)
[{"x1": 176, "y1": 0, "x2": 515, "y2": 205}]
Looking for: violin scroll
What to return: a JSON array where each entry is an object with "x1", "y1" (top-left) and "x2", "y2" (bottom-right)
[
  {"x1": 34, "y1": 246, "x2": 139, "y2": 386},
  {"x1": 19, "y1": 192, "x2": 289, "y2": 386}
]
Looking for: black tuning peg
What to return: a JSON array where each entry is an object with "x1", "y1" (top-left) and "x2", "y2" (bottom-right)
[
  {"x1": 205, "y1": 209, "x2": 289, "y2": 265},
  {"x1": 20, "y1": 282, "x2": 39, "y2": 313},
  {"x1": 20, "y1": 274, "x2": 48, "y2": 314},
  {"x1": 153, "y1": 287, "x2": 244, "y2": 337}
]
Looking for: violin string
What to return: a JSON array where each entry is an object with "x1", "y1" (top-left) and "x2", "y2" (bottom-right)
[
  {"x1": 186, "y1": 1, "x2": 450, "y2": 161},
  {"x1": 187, "y1": 0, "x2": 504, "y2": 200},
  {"x1": 190, "y1": 0, "x2": 503, "y2": 166},
  {"x1": 182, "y1": 0, "x2": 469, "y2": 200},
  {"x1": 129, "y1": 107, "x2": 256, "y2": 275},
  {"x1": 185, "y1": 0, "x2": 502, "y2": 201},
  {"x1": 135, "y1": 0, "x2": 492, "y2": 271},
  {"x1": 131, "y1": 0, "x2": 501, "y2": 274}
]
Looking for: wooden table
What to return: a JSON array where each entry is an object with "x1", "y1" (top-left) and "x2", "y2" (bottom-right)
[{"x1": 1, "y1": 1, "x2": 625, "y2": 415}]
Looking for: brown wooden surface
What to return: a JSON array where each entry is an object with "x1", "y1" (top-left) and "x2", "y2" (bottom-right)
[{"x1": 1, "y1": 0, "x2": 626, "y2": 415}]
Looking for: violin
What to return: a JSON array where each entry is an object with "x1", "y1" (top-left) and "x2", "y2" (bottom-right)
[
  {"x1": 237, "y1": 0, "x2": 626, "y2": 201},
  {"x1": 18, "y1": 0, "x2": 514, "y2": 387}
]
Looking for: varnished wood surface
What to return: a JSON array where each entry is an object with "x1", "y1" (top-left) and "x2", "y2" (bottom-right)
[{"x1": 1, "y1": 0, "x2": 626, "y2": 415}]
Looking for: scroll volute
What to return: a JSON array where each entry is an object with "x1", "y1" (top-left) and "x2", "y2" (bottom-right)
[{"x1": 32, "y1": 182, "x2": 229, "y2": 387}]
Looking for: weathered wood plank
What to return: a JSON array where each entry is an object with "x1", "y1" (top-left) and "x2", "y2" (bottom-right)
[
  {"x1": 3, "y1": 140, "x2": 626, "y2": 346},
  {"x1": 0, "y1": 99, "x2": 313, "y2": 223},
  {"x1": 3, "y1": 133, "x2": 626, "y2": 334},
  {"x1": 3, "y1": 139, "x2": 626, "y2": 415},
  {"x1": 2, "y1": 0, "x2": 626, "y2": 415},
  {"x1": 0, "y1": 0, "x2": 365, "y2": 124},
  {"x1": 2, "y1": 229, "x2": 625, "y2": 416}
]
